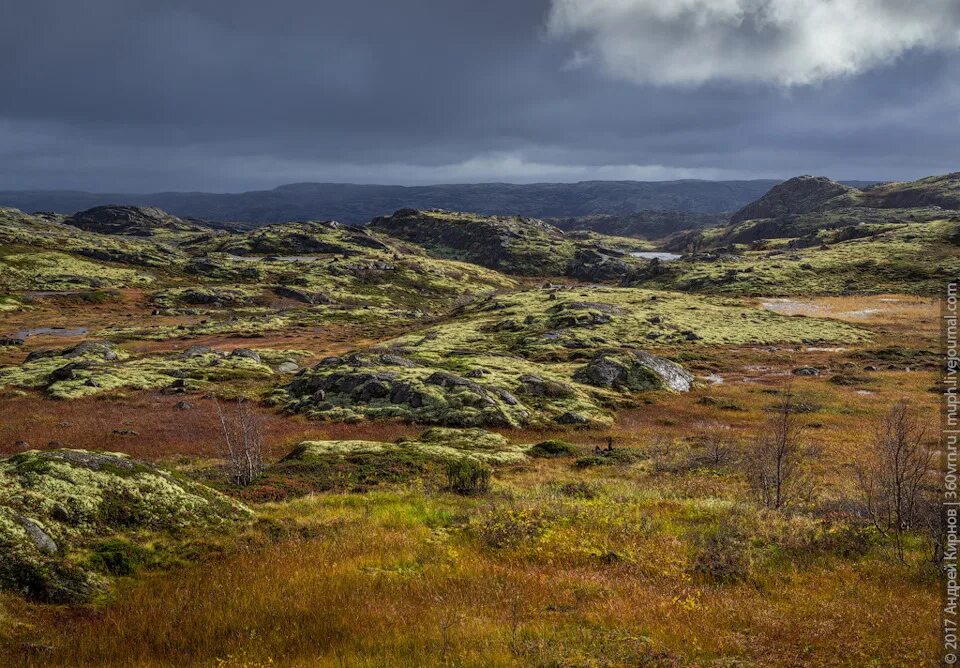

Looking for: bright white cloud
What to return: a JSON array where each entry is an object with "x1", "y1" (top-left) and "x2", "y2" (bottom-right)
[{"x1": 546, "y1": 0, "x2": 960, "y2": 85}]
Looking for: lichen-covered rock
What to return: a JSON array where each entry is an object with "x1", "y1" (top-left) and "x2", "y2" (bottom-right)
[
  {"x1": 0, "y1": 449, "x2": 250, "y2": 602},
  {"x1": 283, "y1": 354, "x2": 531, "y2": 427},
  {"x1": 574, "y1": 349, "x2": 694, "y2": 392}
]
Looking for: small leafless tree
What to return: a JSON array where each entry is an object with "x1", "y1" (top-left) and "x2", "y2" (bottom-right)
[
  {"x1": 745, "y1": 387, "x2": 813, "y2": 510},
  {"x1": 857, "y1": 399, "x2": 933, "y2": 562},
  {"x1": 701, "y1": 429, "x2": 732, "y2": 467},
  {"x1": 214, "y1": 397, "x2": 265, "y2": 486}
]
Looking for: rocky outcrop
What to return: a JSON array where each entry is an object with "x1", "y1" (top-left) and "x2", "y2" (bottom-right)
[
  {"x1": 211, "y1": 220, "x2": 397, "y2": 257},
  {"x1": 64, "y1": 206, "x2": 205, "y2": 237},
  {"x1": 730, "y1": 176, "x2": 858, "y2": 224},
  {"x1": 369, "y1": 209, "x2": 575, "y2": 276},
  {"x1": 574, "y1": 349, "x2": 693, "y2": 392}
]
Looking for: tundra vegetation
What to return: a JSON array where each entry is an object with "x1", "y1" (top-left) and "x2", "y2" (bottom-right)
[{"x1": 0, "y1": 172, "x2": 953, "y2": 667}]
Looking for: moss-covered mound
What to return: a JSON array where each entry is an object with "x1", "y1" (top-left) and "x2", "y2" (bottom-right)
[
  {"x1": 654, "y1": 220, "x2": 960, "y2": 296},
  {"x1": 203, "y1": 220, "x2": 397, "y2": 257},
  {"x1": 0, "y1": 341, "x2": 286, "y2": 399},
  {"x1": 287, "y1": 427, "x2": 530, "y2": 467},
  {"x1": 282, "y1": 353, "x2": 536, "y2": 427},
  {"x1": 0, "y1": 207, "x2": 186, "y2": 271},
  {"x1": 246, "y1": 428, "x2": 531, "y2": 497},
  {"x1": 0, "y1": 449, "x2": 250, "y2": 603}
]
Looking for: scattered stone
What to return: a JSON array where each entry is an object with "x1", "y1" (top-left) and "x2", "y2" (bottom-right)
[
  {"x1": 554, "y1": 411, "x2": 590, "y2": 425},
  {"x1": 174, "y1": 400, "x2": 194, "y2": 410},
  {"x1": 230, "y1": 348, "x2": 261, "y2": 363},
  {"x1": 792, "y1": 367, "x2": 821, "y2": 376},
  {"x1": 277, "y1": 361, "x2": 300, "y2": 373},
  {"x1": 111, "y1": 429, "x2": 139, "y2": 437},
  {"x1": 180, "y1": 345, "x2": 215, "y2": 359},
  {"x1": 14, "y1": 515, "x2": 58, "y2": 554},
  {"x1": 517, "y1": 374, "x2": 575, "y2": 398}
]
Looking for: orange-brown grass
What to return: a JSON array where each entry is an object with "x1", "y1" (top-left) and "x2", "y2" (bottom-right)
[
  {"x1": 1, "y1": 490, "x2": 937, "y2": 667},
  {"x1": 0, "y1": 391, "x2": 420, "y2": 460},
  {"x1": 757, "y1": 294, "x2": 939, "y2": 339}
]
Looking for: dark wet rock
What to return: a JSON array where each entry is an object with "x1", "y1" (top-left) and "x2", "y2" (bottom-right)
[
  {"x1": 174, "y1": 400, "x2": 194, "y2": 410},
  {"x1": 465, "y1": 368, "x2": 489, "y2": 378},
  {"x1": 792, "y1": 367, "x2": 821, "y2": 377},
  {"x1": 0, "y1": 336, "x2": 25, "y2": 346},
  {"x1": 111, "y1": 429, "x2": 139, "y2": 437},
  {"x1": 566, "y1": 248, "x2": 637, "y2": 282},
  {"x1": 47, "y1": 361, "x2": 97, "y2": 383}
]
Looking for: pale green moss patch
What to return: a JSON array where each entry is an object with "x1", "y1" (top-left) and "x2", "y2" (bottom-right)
[{"x1": 0, "y1": 449, "x2": 250, "y2": 602}]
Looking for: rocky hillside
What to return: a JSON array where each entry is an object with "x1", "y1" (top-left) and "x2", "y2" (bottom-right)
[
  {"x1": 63, "y1": 205, "x2": 212, "y2": 238},
  {"x1": 729, "y1": 176, "x2": 859, "y2": 224},
  {"x1": 861, "y1": 172, "x2": 960, "y2": 210},
  {"x1": 549, "y1": 210, "x2": 726, "y2": 239}
]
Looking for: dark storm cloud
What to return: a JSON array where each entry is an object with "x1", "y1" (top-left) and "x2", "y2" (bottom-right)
[{"x1": 1, "y1": 0, "x2": 958, "y2": 191}]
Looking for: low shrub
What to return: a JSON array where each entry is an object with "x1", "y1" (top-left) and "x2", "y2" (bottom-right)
[
  {"x1": 445, "y1": 458, "x2": 491, "y2": 496},
  {"x1": 89, "y1": 538, "x2": 149, "y2": 576},
  {"x1": 691, "y1": 529, "x2": 753, "y2": 584},
  {"x1": 528, "y1": 439, "x2": 578, "y2": 458},
  {"x1": 469, "y1": 508, "x2": 546, "y2": 549}
]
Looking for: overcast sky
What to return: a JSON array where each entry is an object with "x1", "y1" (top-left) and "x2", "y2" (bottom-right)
[{"x1": 2, "y1": 0, "x2": 959, "y2": 192}]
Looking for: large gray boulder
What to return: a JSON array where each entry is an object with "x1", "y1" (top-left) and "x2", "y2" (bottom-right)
[{"x1": 574, "y1": 349, "x2": 693, "y2": 392}]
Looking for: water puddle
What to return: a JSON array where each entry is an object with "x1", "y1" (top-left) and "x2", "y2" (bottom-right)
[
  {"x1": 629, "y1": 252, "x2": 682, "y2": 261},
  {"x1": 6, "y1": 327, "x2": 88, "y2": 343},
  {"x1": 230, "y1": 255, "x2": 321, "y2": 262}
]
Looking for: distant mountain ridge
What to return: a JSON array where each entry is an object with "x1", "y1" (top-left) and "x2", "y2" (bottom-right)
[{"x1": 0, "y1": 179, "x2": 812, "y2": 224}]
